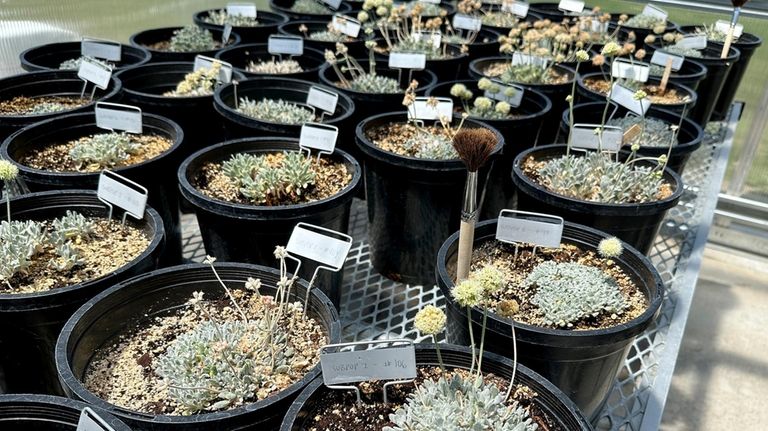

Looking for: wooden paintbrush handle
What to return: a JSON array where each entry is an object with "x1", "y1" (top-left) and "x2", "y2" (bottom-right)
[
  {"x1": 721, "y1": 25, "x2": 735, "y2": 58},
  {"x1": 456, "y1": 220, "x2": 475, "y2": 282}
]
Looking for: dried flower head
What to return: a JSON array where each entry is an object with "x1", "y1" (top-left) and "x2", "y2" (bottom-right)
[
  {"x1": 575, "y1": 49, "x2": 590, "y2": 62},
  {"x1": 601, "y1": 41, "x2": 621, "y2": 57}
]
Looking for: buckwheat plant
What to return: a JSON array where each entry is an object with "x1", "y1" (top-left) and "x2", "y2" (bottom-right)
[
  {"x1": 0, "y1": 159, "x2": 19, "y2": 222},
  {"x1": 59, "y1": 56, "x2": 112, "y2": 71},
  {"x1": 450, "y1": 79, "x2": 513, "y2": 120},
  {"x1": 164, "y1": 62, "x2": 222, "y2": 97},
  {"x1": 324, "y1": 42, "x2": 401, "y2": 94},
  {"x1": 168, "y1": 26, "x2": 216, "y2": 52},
  {"x1": 203, "y1": 9, "x2": 260, "y2": 27},
  {"x1": 236, "y1": 97, "x2": 316, "y2": 125},
  {"x1": 246, "y1": 58, "x2": 304, "y2": 74},
  {"x1": 68, "y1": 132, "x2": 142, "y2": 169},
  {"x1": 290, "y1": 0, "x2": 334, "y2": 15},
  {"x1": 221, "y1": 151, "x2": 316, "y2": 205}
]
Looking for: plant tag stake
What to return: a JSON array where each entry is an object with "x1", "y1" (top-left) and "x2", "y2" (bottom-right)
[
  {"x1": 306, "y1": 86, "x2": 339, "y2": 120},
  {"x1": 319, "y1": 0, "x2": 342, "y2": 10},
  {"x1": 81, "y1": 38, "x2": 121, "y2": 62},
  {"x1": 223, "y1": 24, "x2": 233, "y2": 44},
  {"x1": 331, "y1": 14, "x2": 361, "y2": 38},
  {"x1": 77, "y1": 408, "x2": 115, "y2": 431},
  {"x1": 268, "y1": 35, "x2": 304, "y2": 56},
  {"x1": 194, "y1": 55, "x2": 234, "y2": 84},
  {"x1": 227, "y1": 2, "x2": 257, "y2": 17},
  {"x1": 300, "y1": 122, "x2": 338, "y2": 158},
  {"x1": 622, "y1": 123, "x2": 642, "y2": 144},
  {"x1": 496, "y1": 210, "x2": 563, "y2": 249},
  {"x1": 95, "y1": 102, "x2": 143, "y2": 134},
  {"x1": 484, "y1": 80, "x2": 524, "y2": 108},
  {"x1": 502, "y1": 0, "x2": 529, "y2": 17},
  {"x1": 641, "y1": 3, "x2": 667, "y2": 21},
  {"x1": 407, "y1": 97, "x2": 453, "y2": 122},
  {"x1": 97, "y1": 170, "x2": 148, "y2": 224},
  {"x1": 650, "y1": 50, "x2": 683, "y2": 71},
  {"x1": 569, "y1": 123, "x2": 623, "y2": 152},
  {"x1": 388, "y1": 52, "x2": 426, "y2": 69},
  {"x1": 412, "y1": 31, "x2": 441, "y2": 49},
  {"x1": 558, "y1": 0, "x2": 584, "y2": 13},
  {"x1": 452, "y1": 14, "x2": 482, "y2": 31},
  {"x1": 610, "y1": 59, "x2": 650, "y2": 82},
  {"x1": 675, "y1": 34, "x2": 707, "y2": 50},
  {"x1": 610, "y1": 82, "x2": 651, "y2": 116},
  {"x1": 512, "y1": 52, "x2": 548, "y2": 68},
  {"x1": 285, "y1": 223, "x2": 353, "y2": 282},
  {"x1": 715, "y1": 19, "x2": 743, "y2": 38},
  {"x1": 78, "y1": 57, "x2": 112, "y2": 101}
]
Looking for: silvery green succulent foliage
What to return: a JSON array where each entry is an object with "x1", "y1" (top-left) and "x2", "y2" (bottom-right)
[
  {"x1": 68, "y1": 132, "x2": 142, "y2": 169},
  {"x1": 26, "y1": 102, "x2": 73, "y2": 115},
  {"x1": 659, "y1": 45, "x2": 703, "y2": 58},
  {"x1": 385, "y1": 374, "x2": 538, "y2": 431},
  {"x1": 221, "y1": 151, "x2": 317, "y2": 205},
  {"x1": 290, "y1": 0, "x2": 333, "y2": 14},
  {"x1": 606, "y1": 116, "x2": 675, "y2": 148},
  {"x1": 51, "y1": 211, "x2": 95, "y2": 243},
  {"x1": 59, "y1": 56, "x2": 113, "y2": 70},
  {"x1": 536, "y1": 151, "x2": 664, "y2": 204},
  {"x1": 246, "y1": 59, "x2": 304, "y2": 74},
  {"x1": 236, "y1": 97, "x2": 316, "y2": 125},
  {"x1": 623, "y1": 14, "x2": 666, "y2": 29},
  {"x1": 203, "y1": 10, "x2": 260, "y2": 27},
  {"x1": 526, "y1": 261, "x2": 627, "y2": 327},
  {"x1": 309, "y1": 30, "x2": 348, "y2": 42},
  {"x1": 169, "y1": 26, "x2": 216, "y2": 52},
  {"x1": 403, "y1": 132, "x2": 458, "y2": 160},
  {"x1": 348, "y1": 73, "x2": 401, "y2": 94}
]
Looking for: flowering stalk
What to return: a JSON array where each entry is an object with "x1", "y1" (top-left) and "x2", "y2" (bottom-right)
[{"x1": 0, "y1": 160, "x2": 18, "y2": 223}]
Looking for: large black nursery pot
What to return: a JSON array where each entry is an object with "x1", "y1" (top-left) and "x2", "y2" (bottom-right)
[
  {"x1": 194, "y1": 9, "x2": 290, "y2": 43},
  {"x1": 216, "y1": 43, "x2": 325, "y2": 81},
  {"x1": 0, "y1": 190, "x2": 164, "y2": 395},
  {"x1": 0, "y1": 394, "x2": 131, "y2": 430},
  {"x1": 178, "y1": 137, "x2": 360, "y2": 307},
  {"x1": 278, "y1": 20, "x2": 378, "y2": 58},
  {"x1": 562, "y1": 101, "x2": 703, "y2": 174},
  {"x1": 355, "y1": 112, "x2": 503, "y2": 286},
  {"x1": 270, "y1": 0, "x2": 353, "y2": 21},
  {"x1": 382, "y1": 44, "x2": 469, "y2": 81},
  {"x1": 214, "y1": 77, "x2": 356, "y2": 149},
  {"x1": 453, "y1": 28, "x2": 502, "y2": 60},
  {"x1": 436, "y1": 219, "x2": 664, "y2": 420},
  {"x1": 129, "y1": 26, "x2": 241, "y2": 63},
  {"x1": 1, "y1": 112, "x2": 185, "y2": 265},
  {"x1": 678, "y1": 25, "x2": 763, "y2": 121},
  {"x1": 56, "y1": 262, "x2": 341, "y2": 431},
  {"x1": 425, "y1": 79, "x2": 552, "y2": 219},
  {"x1": 19, "y1": 41, "x2": 150, "y2": 72},
  {"x1": 609, "y1": 13, "x2": 677, "y2": 44},
  {"x1": 0, "y1": 70, "x2": 121, "y2": 143},
  {"x1": 115, "y1": 62, "x2": 245, "y2": 155},
  {"x1": 479, "y1": 9, "x2": 543, "y2": 35},
  {"x1": 280, "y1": 344, "x2": 592, "y2": 430},
  {"x1": 646, "y1": 41, "x2": 739, "y2": 126},
  {"x1": 512, "y1": 144, "x2": 683, "y2": 254}
]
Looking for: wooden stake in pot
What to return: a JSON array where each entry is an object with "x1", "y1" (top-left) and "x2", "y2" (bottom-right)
[
  {"x1": 721, "y1": 0, "x2": 748, "y2": 58},
  {"x1": 453, "y1": 129, "x2": 499, "y2": 281},
  {"x1": 659, "y1": 57, "x2": 673, "y2": 92}
]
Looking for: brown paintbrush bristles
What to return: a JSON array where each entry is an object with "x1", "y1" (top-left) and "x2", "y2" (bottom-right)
[
  {"x1": 732, "y1": 0, "x2": 747, "y2": 7},
  {"x1": 452, "y1": 128, "x2": 499, "y2": 172}
]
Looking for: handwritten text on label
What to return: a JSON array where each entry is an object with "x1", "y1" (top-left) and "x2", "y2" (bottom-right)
[
  {"x1": 610, "y1": 82, "x2": 651, "y2": 116},
  {"x1": 95, "y1": 103, "x2": 143, "y2": 134},
  {"x1": 300, "y1": 123, "x2": 338, "y2": 154},
  {"x1": 408, "y1": 97, "x2": 453, "y2": 122},
  {"x1": 321, "y1": 345, "x2": 417, "y2": 385},
  {"x1": 307, "y1": 86, "x2": 339, "y2": 114},
  {"x1": 496, "y1": 211, "x2": 564, "y2": 249},
  {"x1": 81, "y1": 39, "x2": 121, "y2": 61},
  {"x1": 388, "y1": 52, "x2": 426, "y2": 69},
  {"x1": 649, "y1": 50, "x2": 684, "y2": 71},
  {"x1": 268, "y1": 35, "x2": 303, "y2": 55},
  {"x1": 569, "y1": 124, "x2": 623, "y2": 152},
  {"x1": 98, "y1": 171, "x2": 148, "y2": 220},
  {"x1": 78, "y1": 57, "x2": 112, "y2": 89},
  {"x1": 286, "y1": 225, "x2": 351, "y2": 269}
]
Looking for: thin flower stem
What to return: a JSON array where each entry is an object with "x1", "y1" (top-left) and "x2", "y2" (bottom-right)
[
  {"x1": 476, "y1": 309, "x2": 488, "y2": 377},
  {"x1": 466, "y1": 305, "x2": 477, "y2": 373},
  {"x1": 433, "y1": 334, "x2": 445, "y2": 373}
]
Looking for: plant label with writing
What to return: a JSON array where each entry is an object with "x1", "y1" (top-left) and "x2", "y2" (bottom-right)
[
  {"x1": 227, "y1": 2, "x2": 257, "y2": 17},
  {"x1": 502, "y1": 0, "x2": 529, "y2": 17},
  {"x1": 609, "y1": 82, "x2": 651, "y2": 116},
  {"x1": 77, "y1": 408, "x2": 115, "y2": 431},
  {"x1": 419, "y1": 0, "x2": 441, "y2": 4},
  {"x1": 558, "y1": 0, "x2": 584, "y2": 13},
  {"x1": 331, "y1": 14, "x2": 361, "y2": 38},
  {"x1": 78, "y1": 57, "x2": 113, "y2": 90},
  {"x1": 307, "y1": 86, "x2": 339, "y2": 115},
  {"x1": 590, "y1": 20, "x2": 608, "y2": 33},
  {"x1": 412, "y1": 31, "x2": 441, "y2": 49},
  {"x1": 496, "y1": 210, "x2": 564, "y2": 249},
  {"x1": 97, "y1": 171, "x2": 148, "y2": 221},
  {"x1": 320, "y1": 342, "x2": 417, "y2": 385},
  {"x1": 641, "y1": 4, "x2": 667, "y2": 21},
  {"x1": 650, "y1": 50, "x2": 684, "y2": 71},
  {"x1": 223, "y1": 24, "x2": 233, "y2": 43},
  {"x1": 95, "y1": 102, "x2": 143, "y2": 134},
  {"x1": 484, "y1": 80, "x2": 524, "y2": 108},
  {"x1": 407, "y1": 97, "x2": 453, "y2": 122},
  {"x1": 715, "y1": 20, "x2": 743, "y2": 38},
  {"x1": 286, "y1": 223, "x2": 352, "y2": 271},
  {"x1": 388, "y1": 52, "x2": 426, "y2": 69},
  {"x1": 300, "y1": 123, "x2": 338, "y2": 155},
  {"x1": 611, "y1": 59, "x2": 650, "y2": 82},
  {"x1": 319, "y1": 0, "x2": 342, "y2": 10},
  {"x1": 268, "y1": 35, "x2": 304, "y2": 56},
  {"x1": 569, "y1": 123, "x2": 623, "y2": 152},
  {"x1": 81, "y1": 38, "x2": 121, "y2": 62},
  {"x1": 675, "y1": 34, "x2": 707, "y2": 50},
  {"x1": 512, "y1": 52, "x2": 548, "y2": 68},
  {"x1": 452, "y1": 14, "x2": 482, "y2": 32},
  {"x1": 194, "y1": 55, "x2": 233, "y2": 84}
]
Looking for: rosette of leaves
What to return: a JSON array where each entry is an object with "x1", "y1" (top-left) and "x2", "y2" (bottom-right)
[
  {"x1": 203, "y1": 9, "x2": 260, "y2": 27},
  {"x1": 164, "y1": 62, "x2": 222, "y2": 97},
  {"x1": 59, "y1": 56, "x2": 113, "y2": 70},
  {"x1": 290, "y1": 0, "x2": 333, "y2": 14},
  {"x1": 221, "y1": 151, "x2": 316, "y2": 205},
  {"x1": 623, "y1": 13, "x2": 666, "y2": 30},
  {"x1": 235, "y1": 97, "x2": 316, "y2": 124},
  {"x1": 450, "y1": 80, "x2": 513, "y2": 120},
  {"x1": 168, "y1": 26, "x2": 216, "y2": 52},
  {"x1": 246, "y1": 59, "x2": 304, "y2": 74},
  {"x1": 68, "y1": 132, "x2": 142, "y2": 169},
  {"x1": 324, "y1": 44, "x2": 401, "y2": 94}
]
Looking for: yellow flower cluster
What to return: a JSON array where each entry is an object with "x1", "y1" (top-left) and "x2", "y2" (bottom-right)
[
  {"x1": 414, "y1": 305, "x2": 447, "y2": 335},
  {"x1": 0, "y1": 160, "x2": 19, "y2": 181},
  {"x1": 597, "y1": 237, "x2": 623, "y2": 258}
]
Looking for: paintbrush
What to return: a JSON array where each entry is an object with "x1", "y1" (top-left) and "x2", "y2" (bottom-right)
[
  {"x1": 453, "y1": 128, "x2": 499, "y2": 282},
  {"x1": 721, "y1": 0, "x2": 749, "y2": 58}
]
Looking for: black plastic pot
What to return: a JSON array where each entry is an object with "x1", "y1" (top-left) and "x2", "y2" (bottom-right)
[
  {"x1": 679, "y1": 26, "x2": 763, "y2": 121},
  {"x1": 56, "y1": 262, "x2": 341, "y2": 431},
  {"x1": 0, "y1": 394, "x2": 131, "y2": 430},
  {"x1": 609, "y1": 14, "x2": 677, "y2": 44},
  {"x1": 280, "y1": 344, "x2": 592, "y2": 430},
  {"x1": 605, "y1": 54, "x2": 707, "y2": 91},
  {"x1": 512, "y1": 144, "x2": 683, "y2": 254},
  {"x1": 278, "y1": 20, "x2": 378, "y2": 58},
  {"x1": 216, "y1": 43, "x2": 325, "y2": 81},
  {"x1": 1, "y1": 112, "x2": 184, "y2": 265},
  {"x1": 115, "y1": 62, "x2": 246, "y2": 156},
  {"x1": 194, "y1": 9, "x2": 290, "y2": 43},
  {"x1": 19, "y1": 41, "x2": 151, "y2": 73},
  {"x1": 178, "y1": 138, "x2": 360, "y2": 307},
  {"x1": 576, "y1": 71, "x2": 698, "y2": 118},
  {"x1": 213, "y1": 77, "x2": 356, "y2": 145},
  {"x1": 0, "y1": 70, "x2": 121, "y2": 143},
  {"x1": 435, "y1": 219, "x2": 664, "y2": 420},
  {"x1": 425, "y1": 79, "x2": 552, "y2": 219},
  {"x1": 561, "y1": 101, "x2": 703, "y2": 174},
  {"x1": 646, "y1": 42, "x2": 739, "y2": 126},
  {"x1": 376, "y1": 44, "x2": 470, "y2": 81},
  {"x1": 129, "y1": 26, "x2": 241, "y2": 63},
  {"x1": 452, "y1": 28, "x2": 502, "y2": 60},
  {"x1": 480, "y1": 9, "x2": 543, "y2": 35},
  {"x1": 270, "y1": 0, "x2": 353, "y2": 21},
  {"x1": 0, "y1": 190, "x2": 164, "y2": 395},
  {"x1": 355, "y1": 112, "x2": 503, "y2": 285},
  {"x1": 529, "y1": 2, "x2": 593, "y2": 23}
]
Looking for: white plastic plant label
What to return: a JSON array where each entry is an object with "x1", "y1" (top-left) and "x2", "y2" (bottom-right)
[
  {"x1": 502, "y1": 0, "x2": 529, "y2": 17},
  {"x1": 452, "y1": 14, "x2": 482, "y2": 32},
  {"x1": 675, "y1": 35, "x2": 707, "y2": 50},
  {"x1": 484, "y1": 81, "x2": 524, "y2": 108},
  {"x1": 286, "y1": 223, "x2": 352, "y2": 270},
  {"x1": 388, "y1": 52, "x2": 426, "y2": 69},
  {"x1": 591, "y1": 20, "x2": 608, "y2": 33},
  {"x1": 407, "y1": 97, "x2": 453, "y2": 122},
  {"x1": 611, "y1": 59, "x2": 650, "y2": 82},
  {"x1": 77, "y1": 408, "x2": 115, "y2": 431},
  {"x1": 496, "y1": 210, "x2": 564, "y2": 249},
  {"x1": 642, "y1": 4, "x2": 667, "y2": 21},
  {"x1": 97, "y1": 170, "x2": 148, "y2": 220},
  {"x1": 77, "y1": 57, "x2": 113, "y2": 90},
  {"x1": 268, "y1": 35, "x2": 304, "y2": 56},
  {"x1": 609, "y1": 82, "x2": 651, "y2": 116},
  {"x1": 331, "y1": 14, "x2": 361, "y2": 38},
  {"x1": 300, "y1": 123, "x2": 338, "y2": 154},
  {"x1": 558, "y1": 0, "x2": 584, "y2": 13},
  {"x1": 419, "y1": 0, "x2": 441, "y2": 4},
  {"x1": 227, "y1": 3, "x2": 257, "y2": 17},
  {"x1": 412, "y1": 31, "x2": 441, "y2": 49},
  {"x1": 715, "y1": 20, "x2": 743, "y2": 38},
  {"x1": 512, "y1": 52, "x2": 548, "y2": 67},
  {"x1": 650, "y1": 50, "x2": 684, "y2": 71},
  {"x1": 320, "y1": 342, "x2": 417, "y2": 385},
  {"x1": 193, "y1": 55, "x2": 233, "y2": 84},
  {"x1": 307, "y1": 86, "x2": 339, "y2": 114},
  {"x1": 320, "y1": 0, "x2": 343, "y2": 10},
  {"x1": 95, "y1": 102, "x2": 143, "y2": 134},
  {"x1": 569, "y1": 123, "x2": 623, "y2": 152},
  {"x1": 81, "y1": 38, "x2": 121, "y2": 62},
  {"x1": 223, "y1": 24, "x2": 233, "y2": 43}
]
